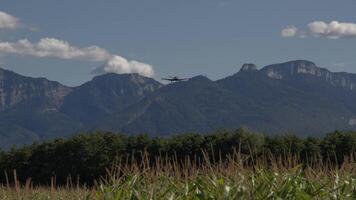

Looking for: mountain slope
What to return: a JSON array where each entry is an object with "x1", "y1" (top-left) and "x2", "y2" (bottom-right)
[
  {"x1": 95, "y1": 75, "x2": 248, "y2": 135},
  {"x1": 0, "y1": 70, "x2": 162, "y2": 149},
  {"x1": 218, "y1": 62, "x2": 356, "y2": 135},
  {"x1": 0, "y1": 68, "x2": 72, "y2": 111},
  {"x1": 60, "y1": 73, "x2": 162, "y2": 124},
  {"x1": 2, "y1": 60, "x2": 356, "y2": 149},
  {"x1": 0, "y1": 67, "x2": 78, "y2": 148},
  {"x1": 96, "y1": 60, "x2": 356, "y2": 136}
]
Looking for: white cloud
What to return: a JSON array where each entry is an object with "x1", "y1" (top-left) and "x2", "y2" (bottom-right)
[
  {"x1": 308, "y1": 21, "x2": 356, "y2": 39},
  {"x1": 281, "y1": 21, "x2": 356, "y2": 39},
  {"x1": 0, "y1": 11, "x2": 20, "y2": 29},
  {"x1": 91, "y1": 55, "x2": 154, "y2": 77},
  {"x1": 0, "y1": 38, "x2": 155, "y2": 77},
  {"x1": 0, "y1": 10, "x2": 154, "y2": 77},
  {"x1": 0, "y1": 38, "x2": 110, "y2": 61},
  {"x1": 281, "y1": 26, "x2": 298, "y2": 37}
]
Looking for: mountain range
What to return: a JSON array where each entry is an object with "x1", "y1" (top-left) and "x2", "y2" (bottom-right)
[{"x1": 1, "y1": 60, "x2": 356, "y2": 149}]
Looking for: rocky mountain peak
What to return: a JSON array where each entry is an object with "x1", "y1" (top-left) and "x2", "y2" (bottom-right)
[
  {"x1": 240, "y1": 63, "x2": 258, "y2": 72},
  {"x1": 190, "y1": 75, "x2": 211, "y2": 81},
  {"x1": 92, "y1": 73, "x2": 159, "y2": 86},
  {"x1": 60, "y1": 73, "x2": 162, "y2": 124},
  {"x1": 261, "y1": 60, "x2": 332, "y2": 80},
  {"x1": 259, "y1": 60, "x2": 356, "y2": 91},
  {"x1": 0, "y1": 67, "x2": 72, "y2": 112}
]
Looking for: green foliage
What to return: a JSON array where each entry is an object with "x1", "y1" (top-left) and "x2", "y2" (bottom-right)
[
  {"x1": 320, "y1": 131, "x2": 356, "y2": 164},
  {"x1": 0, "y1": 130, "x2": 355, "y2": 187},
  {"x1": 1, "y1": 165, "x2": 356, "y2": 199}
]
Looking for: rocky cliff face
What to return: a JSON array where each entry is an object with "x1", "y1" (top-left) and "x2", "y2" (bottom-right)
[
  {"x1": 260, "y1": 60, "x2": 331, "y2": 79},
  {"x1": 260, "y1": 60, "x2": 356, "y2": 91},
  {"x1": 239, "y1": 64, "x2": 258, "y2": 72},
  {"x1": 331, "y1": 72, "x2": 356, "y2": 91},
  {"x1": 0, "y1": 68, "x2": 72, "y2": 112},
  {"x1": 0, "y1": 70, "x2": 162, "y2": 149}
]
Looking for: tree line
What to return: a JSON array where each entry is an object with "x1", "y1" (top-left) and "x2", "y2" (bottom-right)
[{"x1": 0, "y1": 129, "x2": 355, "y2": 186}]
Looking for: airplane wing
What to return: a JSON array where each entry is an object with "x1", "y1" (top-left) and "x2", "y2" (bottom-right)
[{"x1": 162, "y1": 77, "x2": 189, "y2": 81}]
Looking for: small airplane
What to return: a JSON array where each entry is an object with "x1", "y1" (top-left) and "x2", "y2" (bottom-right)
[{"x1": 162, "y1": 76, "x2": 188, "y2": 83}]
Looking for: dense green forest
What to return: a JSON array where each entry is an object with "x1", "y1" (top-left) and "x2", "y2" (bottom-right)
[{"x1": 0, "y1": 129, "x2": 355, "y2": 186}]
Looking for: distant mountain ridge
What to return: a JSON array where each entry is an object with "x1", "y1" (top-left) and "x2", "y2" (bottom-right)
[
  {"x1": 0, "y1": 68, "x2": 72, "y2": 111},
  {"x1": 1, "y1": 60, "x2": 356, "y2": 149},
  {"x1": 261, "y1": 60, "x2": 356, "y2": 91},
  {"x1": 60, "y1": 73, "x2": 162, "y2": 124}
]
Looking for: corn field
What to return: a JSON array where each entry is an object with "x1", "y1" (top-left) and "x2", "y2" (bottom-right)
[{"x1": 0, "y1": 152, "x2": 355, "y2": 200}]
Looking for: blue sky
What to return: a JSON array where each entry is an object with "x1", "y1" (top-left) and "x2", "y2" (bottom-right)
[{"x1": 0, "y1": 0, "x2": 355, "y2": 86}]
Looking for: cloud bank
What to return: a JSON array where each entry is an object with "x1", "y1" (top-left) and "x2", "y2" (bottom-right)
[
  {"x1": 281, "y1": 21, "x2": 356, "y2": 39},
  {"x1": 0, "y1": 38, "x2": 110, "y2": 61},
  {"x1": 308, "y1": 21, "x2": 356, "y2": 39},
  {"x1": 0, "y1": 11, "x2": 20, "y2": 29},
  {"x1": 91, "y1": 55, "x2": 154, "y2": 77},
  {"x1": 0, "y1": 38, "x2": 154, "y2": 77}
]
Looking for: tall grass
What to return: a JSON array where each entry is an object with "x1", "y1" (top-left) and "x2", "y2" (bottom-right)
[{"x1": 1, "y1": 151, "x2": 355, "y2": 199}]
